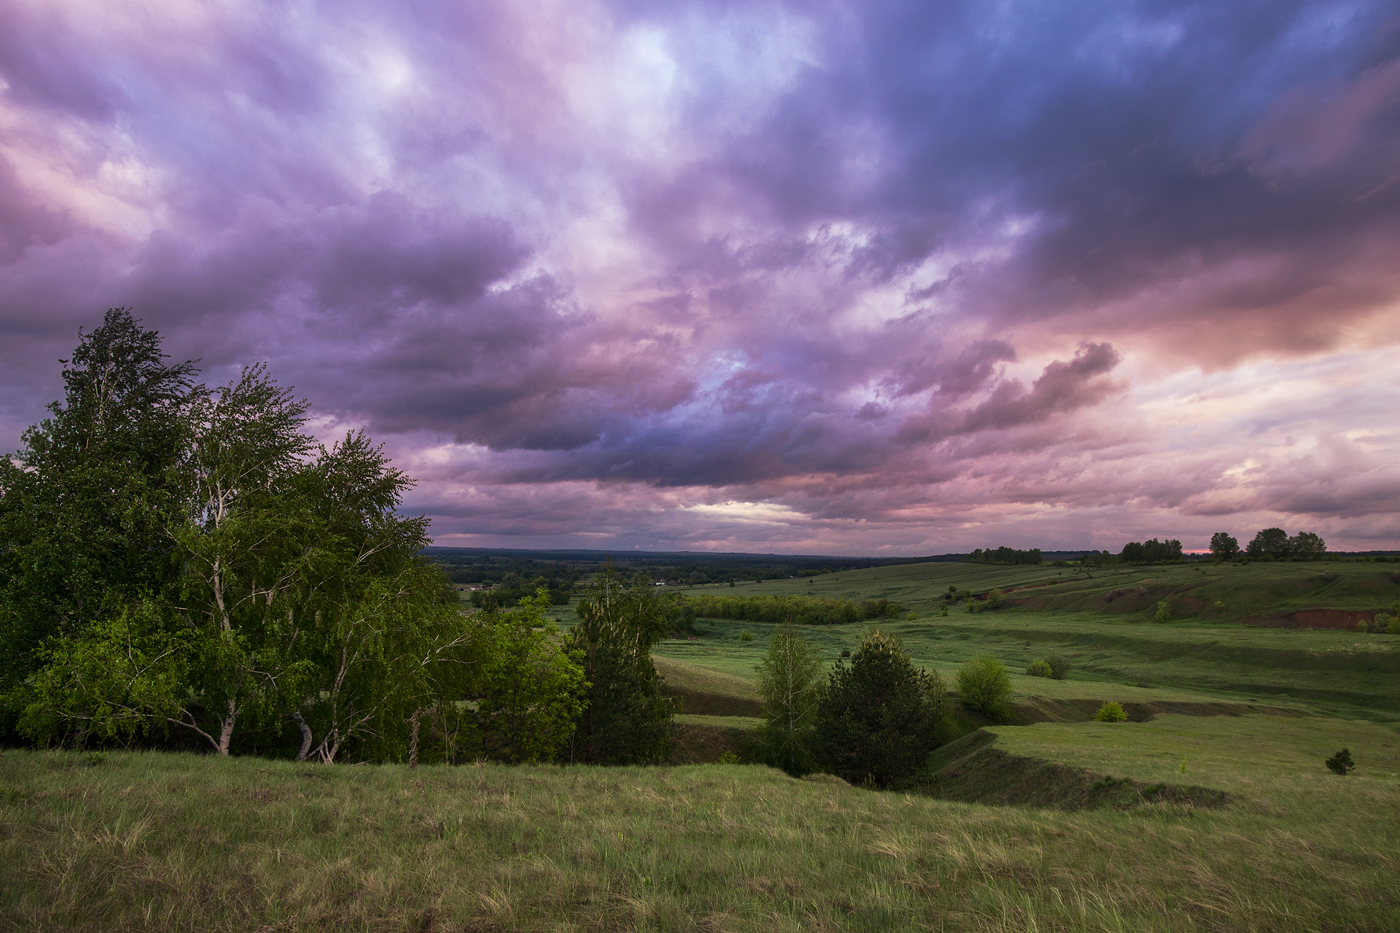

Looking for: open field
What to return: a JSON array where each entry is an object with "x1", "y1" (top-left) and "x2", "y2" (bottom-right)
[
  {"x1": 652, "y1": 560, "x2": 1400, "y2": 724},
  {"x1": 3, "y1": 738, "x2": 1399, "y2": 933},
  {"x1": 6, "y1": 558, "x2": 1400, "y2": 931}
]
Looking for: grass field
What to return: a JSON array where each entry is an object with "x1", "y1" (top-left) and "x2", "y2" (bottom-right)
[{"x1": 5, "y1": 558, "x2": 1400, "y2": 931}]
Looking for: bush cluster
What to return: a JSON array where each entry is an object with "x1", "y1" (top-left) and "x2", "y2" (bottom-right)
[
  {"x1": 1095, "y1": 701, "x2": 1128, "y2": 723},
  {"x1": 1024, "y1": 652, "x2": 1071, "y2": 680},
  {"x1": 954, "y1": 655, "x2": 1012, "y2": 720},
  {"x1": 1325, "y1": 748, "x2": 1355, "y2": 775}
]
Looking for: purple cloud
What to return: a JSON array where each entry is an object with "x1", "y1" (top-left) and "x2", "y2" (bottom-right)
[{"x1": 1, "y1": 0, "x2": 1398, "y2": 553}]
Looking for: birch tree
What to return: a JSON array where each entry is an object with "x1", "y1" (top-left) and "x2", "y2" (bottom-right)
[{"x1": 755, "y1": 621, "x2": 824, "y2": 775}]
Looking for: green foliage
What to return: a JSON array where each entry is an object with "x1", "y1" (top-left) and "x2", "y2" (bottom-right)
[
  {"x1": 1095, "y1": 701, "x2": 1128, "y2": 723},
  {"x1": 1044, "y1": 651, "x2": 1072, "y2": 681},
  {"x1": 1246, "y1": 527, "x2": 1289, "y2": 559},
  {"x1": 1288, "y1": 531, "x2": 1327, "y2": 560},
  {"x1": 954, "y1": 655, "x2": 1012, "y2": 720},
  {"x1": 966, "y1": 547, "x2": 1042, "y2": 565},
  {"x1": 1025, "y1": 659, "x2": 1052, "y2": 678},
  {"x1": 1209, "y1": 532, "x2": 1240, "y2": 559},
  {"x1": 754, "y1": 622, "x2": 824, "y2": 775},
  {"x1": 675, "y1": 593, "x2": 903, "y2": 625},
  {"x1": 813, "y1": 629, "x2": 952, "y2": 788},
  {"x1": 6, "y1": 313, "x2": 471, "y2": 762},
  {"x1": 1325, "y1": 747, "x2": 1355, "y2": 775},
  {"x1": 1121, "y1": 539, "x2": 1183, "y2": 564},
  {"x1": 18, "y1": 604, "x2": 187, "y2": 747},
  {"x1": 0, "y1": 309, "x2": 198, "y2": 733},
  {"x1": 1243, "y1": 527, "x2": 1325, "y2": 562},
  {"x1": 1153, "y1": 600, "x2": 1172, "y2": 622},
  {"x1": 739, "y1": 630, "x2": 753, "y2": 642},
  {"x1": 561, "y1": 567, "x2": 678, "y2": 765},
  {"x1": 472, "y1": 592, "x2": 587, "y2": 764}
]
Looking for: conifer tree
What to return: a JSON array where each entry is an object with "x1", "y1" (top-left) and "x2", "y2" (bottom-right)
[
  {"x1": 813, "y1": 629, "x2": 952, "y2": 788},
  {"x1": 561, "y1": 567, "x2": 678, "y2": 764}
]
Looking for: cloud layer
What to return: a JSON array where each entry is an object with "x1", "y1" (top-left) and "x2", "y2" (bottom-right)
[{"x1": 2, "y1": 0, "x2": 1398, "y2": 553}]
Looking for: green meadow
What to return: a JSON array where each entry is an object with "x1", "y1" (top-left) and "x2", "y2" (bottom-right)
[{"x1": 5, "y1": 558, "x2": 1400, "y2": 931}]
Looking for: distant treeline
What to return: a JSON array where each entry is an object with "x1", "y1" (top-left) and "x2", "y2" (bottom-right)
[
  {"x1": 676, "y1": 594, "x2": 905, "y2": 625},
  {"x1": 1121, "y1": 538, "x2": 1183, "y2": 564},
  {"x1": 966, "y1": 547, "x2": 1042, "y2": 565},
  {"x1": 428, "y1": 548, "x2": 955, "y2": 604}
]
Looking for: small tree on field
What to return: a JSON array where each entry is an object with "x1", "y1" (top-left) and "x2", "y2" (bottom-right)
[
  {"x1": 955, "y1": 654, "x2": 1012, "y2": 720},
  {"x1": 1325, "y1": 747, "x2": 1355, "y2": 775},
  {"x1": 1209, "y1": 532, "x2": 1240, "y2": 559},
  {"x1": 1247, "y1": 528, "x2": 1290, "y2": 559},
  {"x1": 1288, "y1": 531, "x2": 1327, "y2": 560},
  {"x1": 813, "y1": 629, "x2": 951, "y2": 788},
  {"x1": 1044, "y1": 651, "x2": 1072, "y2": 680},
  {"x1": 755, "y1": 621, "x2": 824, "y2": 775},
  {"x1": 1095, "y1": 701, "x2": 1127, "y2": 722}
]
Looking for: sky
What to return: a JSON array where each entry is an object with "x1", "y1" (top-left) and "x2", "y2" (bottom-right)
[{"x1": 2, "y1": 0, "x2": 1399, "y2": 556}]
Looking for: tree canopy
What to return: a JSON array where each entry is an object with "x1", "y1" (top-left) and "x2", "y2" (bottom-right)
[
  {"x1": 3, "y1": 310, "x2": 474, "y2": 761},
  {"x1": 813, "y1": 629, "x2": 952, "y2": 788}
]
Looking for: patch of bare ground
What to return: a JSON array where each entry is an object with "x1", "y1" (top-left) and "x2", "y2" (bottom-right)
[
  {"x1": 669, "y1": 722, "x2": 752, "y2": 764},
  {"x1": 1238, "y1": 609, "x2": 1378, "y2": 630},
  {"x1": 924, "y1": 730, "x2": 1236, "y2": 811}
]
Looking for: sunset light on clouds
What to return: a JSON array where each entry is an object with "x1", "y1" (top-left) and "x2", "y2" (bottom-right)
[{"x1": 2, "y1": 0, "x2": 1398, "y2": 554}]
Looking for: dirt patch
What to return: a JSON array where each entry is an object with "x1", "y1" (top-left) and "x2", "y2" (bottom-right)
[
  {"x1": 923, "y1": 730, "x2": 1235, "y2": 811},
  {"x1": 1239, "y1": 609, "x2": 1376, "y2": 630},
  {"x1": 1005, "y1": 697, "x2": 1305, "y2": 725},
  {"x1": 663, "y1": 686, "x2": 763, "y2": 717},
  {"x1": 670, "y1": 722, "x2": 753, "y2": 764}
]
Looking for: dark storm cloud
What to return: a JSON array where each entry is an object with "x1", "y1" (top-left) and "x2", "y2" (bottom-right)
[{"x1": 1, "y1": 0, "x2": 1398, "y2": 551}]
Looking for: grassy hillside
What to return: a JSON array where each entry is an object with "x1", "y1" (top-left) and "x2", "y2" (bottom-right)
[
  {"x1": 653, "y1": 560, "x2": 1400, "y2": 721},
  {"x1": 6, "y1": 558, "x2": 1400, "y2": 931},
  {"x1": 3, "y1": 741, "x2": 1398, "y2": 932}
]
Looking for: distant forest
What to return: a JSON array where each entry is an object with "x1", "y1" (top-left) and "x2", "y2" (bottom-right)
[
  {"x1": 426, "y1": 540, "x2": 1400, "y2": 608},
  {"x1": 424, "y1": 548, "x2": 958, "y2": 606}
]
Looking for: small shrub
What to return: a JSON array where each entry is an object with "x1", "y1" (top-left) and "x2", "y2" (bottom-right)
[
  {"x1": 1025, "y1": 659, "x2": 1052, "y2": 677},
  {"x1": 1389, "y1": 614, "x2": 1400, "y2": 636},
  {"x1": 985, "y1": 588, "x2": 1005, "y2": 609},
  {"x1": 955, "y1": 655, "x2": 1012, "y2": 720},
  {"x1": 739, "y1": 630, "x2": 753, "y2": 642},
  {"x1": 1095, "y1": 701, "x2": 1128, "y2": 723},
  {"x1": 839, "y1": 648, "x2": 851, "y2": 658},
  {"x1": 1356, "y1": 619, "x2": 1369, "y2": 633},
  {"x1": 1325, "y1": 747, "x2": 1355, "y2": 775},
  {"x1": 716, "y1": 751, "x2": 741, "y2": 765},
  {"x1": 1044, "y1": 651, "x2": 1072, "y2": 680},
  {"x1": 85, "y1": 751, "x2": 108, "y2": 767},
  {"x1": 1153, "y1": 600, "x2": 1171, "y2": 622},
  {"x1": 939, "y1": 604, "x2": 949, "y2": 617}
]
